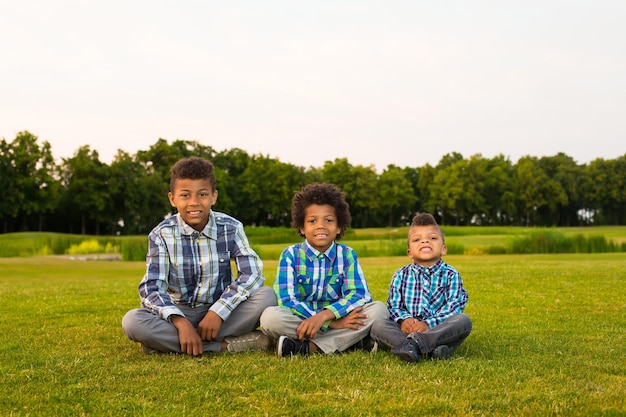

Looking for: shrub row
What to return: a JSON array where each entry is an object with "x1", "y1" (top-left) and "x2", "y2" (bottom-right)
[{"x1": 0, "y1": 230, "x2": 624, "y2": 261}]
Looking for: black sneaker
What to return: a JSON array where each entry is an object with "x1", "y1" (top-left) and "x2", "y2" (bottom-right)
[
  {"x1": 430, "y1": 345, "x2": 454, "y2": 360},
  {"x1": 346, "y1": 335, "x2": 378, "y2": 353},
  {"x1": 277, "y1": 336, "x2": 310, "y2": 357},
  {"x1": 362, "y1": 335, "x2": 379, "y2": 353},
  {"x1": 391, "y1": 338, "x2": 422, "y2": 363}
]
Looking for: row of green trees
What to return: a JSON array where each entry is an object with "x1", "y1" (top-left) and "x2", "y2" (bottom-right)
[{"x1": 2, "y1": 131, "x2": 625, "y2": 235}]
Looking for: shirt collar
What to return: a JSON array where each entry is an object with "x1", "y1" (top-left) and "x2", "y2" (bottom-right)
[
  {"x1": 176, "y1": 211, "x2": 214, "y2": 238},
  {"x1": 411, "y1": 258, "x2": 445, "y2": 275},
  {"x1": 303, "y1": 240, "x2": 337, "y2": 262}
]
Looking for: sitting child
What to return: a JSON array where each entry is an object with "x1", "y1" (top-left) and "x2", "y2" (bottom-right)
[
  {"x1": 260, "y1": 183, "x2": 388, "y2": 356},
  {"x1": 122, "y1": 157, "x2": 276, "y2": 356},
  {"x1": 370, "y1": 213, "x2": 472, "y2": 363}
]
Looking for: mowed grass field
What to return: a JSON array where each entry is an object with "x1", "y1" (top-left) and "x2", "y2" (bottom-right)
[{"x1": 1, "y1": 252, "x2": 625, "y2": 416}]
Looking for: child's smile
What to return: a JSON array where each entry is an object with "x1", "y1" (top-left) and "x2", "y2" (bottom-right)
[
  {"x1": 300, "y1": 204, "x2": 341, "y2": 253},
  {"x1": 168, "y1": 178, "x2": 218, "y2": 231}
]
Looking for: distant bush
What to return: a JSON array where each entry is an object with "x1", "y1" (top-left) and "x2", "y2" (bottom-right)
[
  {"x1": 0, "y1": 233, "x2": 84, "y2": 257},
  {"x1": 442, "y1": 226, "x2": 522, "y2": 237},
  {"x1": 510, "y1": 230, "x2": 623, "y2": 254},
  {"x1": 245, "y1": 227, "x2": 296, "y2": 244},
  {"x1": 463, "y1": 247, "x2": 485, "y2": 256},
  {"x1": 346, "y1": 240, "x2": 408, "y2": 257},
  {"x1": 1, "y1": 228, "x2": 624, "y2": 260},
  {"x1": 485, "y1": 245, "x2": 508, "y2": 255},
  {"x1": 67, "y1": 240, "x2": 119, "y2": 255},
  {"x1": 445, "y1": 242, "x2": 465, "y2": 255},
  {"x1": 33, "y1": 245, "x2": 52, "y2": 256},
  {"x1": 120, "y1": 237, "x2": 147, "y2": 262}
]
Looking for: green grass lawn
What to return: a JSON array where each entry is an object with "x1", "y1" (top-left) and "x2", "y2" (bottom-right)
[{"x1": 1, "y1": 253, "x2": 625, "y2": 416}]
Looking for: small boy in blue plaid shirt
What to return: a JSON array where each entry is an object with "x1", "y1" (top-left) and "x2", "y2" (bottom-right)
[{"x1": 370, "y1": 213, "x2": 472, "y2": 363}]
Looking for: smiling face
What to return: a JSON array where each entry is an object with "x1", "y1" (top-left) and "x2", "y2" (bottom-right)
[
  {"x1": 407, "y1": 224, "x2": 447, "y2": 267},
  {"x1": 299, "y1": 204, "x2": 342, "y2": 252},
  {"x1": 168, "y1": 178, "x2": 218, "y2": 231}
]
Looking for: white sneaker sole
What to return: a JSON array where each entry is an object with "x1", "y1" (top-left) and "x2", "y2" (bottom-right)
[{"x1": 276, "y1": 335, "x2": 288, "y2": 357}]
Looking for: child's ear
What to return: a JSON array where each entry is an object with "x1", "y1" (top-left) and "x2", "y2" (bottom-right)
[
  {"x1": 442, "y1": 245, "x2": 448, "y2": 256},
  {"x1": 168, "y1": 192, "x2": 176, "y2": 207}
]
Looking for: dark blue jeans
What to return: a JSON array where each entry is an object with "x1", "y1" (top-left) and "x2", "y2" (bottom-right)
[{"x1": 370, "y1": 314, "x2": 472, "y2": 356}]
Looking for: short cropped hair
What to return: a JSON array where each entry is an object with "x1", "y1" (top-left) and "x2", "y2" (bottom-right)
[
  {"x1": 291, "y1": 183, "x2": 351, "y2": 240},
  {"x1": 408, "y1": 212, "x2": 445, "y2": 244},
  {"x1": 169, "y1": 157, "x2": 217, "y2": 192}
]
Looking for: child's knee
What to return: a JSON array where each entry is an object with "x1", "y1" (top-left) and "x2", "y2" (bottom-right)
[
  {"x1": 259, "y1": 306, "x2": 281, "y2": 329},
  {"x1": 254, "y1": 286, "x2": 278, "y2": 309},
  {"x1": 121, "y1": 309, "x2": 144, "y2": 340},
  {"x1": 459, "y1": 313, "x2": 472, "y2": 333},
  {"x1": 370, "y1": 316, "x2": 387, "y2": 335},
  {"x1": 367, "y1": 301, "x2": 390, "y2": 320}
]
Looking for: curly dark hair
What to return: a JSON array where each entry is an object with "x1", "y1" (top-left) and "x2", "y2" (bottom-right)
[
  {"x1": 169, "y1": 157, "x2": 216, "y2": 192},
  {"x1": 408, "y1": 212, "x2": 444, "y2": 244},
  {"x1": 291, "y1": 183, "x2": 351, "y2": 240}
]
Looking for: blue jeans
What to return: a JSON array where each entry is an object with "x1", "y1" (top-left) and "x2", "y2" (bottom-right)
[{"x1": 370, "y1": 314, "x2": 472, "y2": 356}]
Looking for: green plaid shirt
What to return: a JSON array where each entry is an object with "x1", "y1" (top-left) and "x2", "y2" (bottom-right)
[{"x1": 273, "y1": 241, "x2": 372, "y2": 324}]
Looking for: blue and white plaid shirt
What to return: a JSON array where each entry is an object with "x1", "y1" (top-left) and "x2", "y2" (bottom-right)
[
  {"x1": 387, "y1": 259, "x2": 468, "y2": 328},
  {"x1": 138, "y1": 212, "x2": 264, "y2": 321}
]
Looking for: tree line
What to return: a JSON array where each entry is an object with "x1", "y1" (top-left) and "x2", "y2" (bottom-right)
[{"x1": 2, "y1": 131, "x2": 625, "y2": 235}]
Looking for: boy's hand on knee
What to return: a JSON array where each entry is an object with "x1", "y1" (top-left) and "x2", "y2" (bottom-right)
[
  {"x1": 401, "y1": 318, "x2": 428, "y2": 334},
  {"x1": 296, "y1": 316, "x2": 324, "y2": 340},
  {"x1": 297, "y1": 310, "x2": 335, "y2": 340},
  {"x1": 197, "y1": 310, "x2": 223, "y2": 342},
  {"x1": 329, "y1": 307, "x2": 367, "y2": 330},
  {"x1": 172, "y1": 315, "x2": 203, "y2": 356}
]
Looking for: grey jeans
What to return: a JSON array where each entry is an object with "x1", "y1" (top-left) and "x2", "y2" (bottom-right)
[
  {"x1": 121, "y1": 286, "x2": 276, "y2": 353},
  {"x1": 370, "y1": 313, "x2": 472, "y2": 355}
]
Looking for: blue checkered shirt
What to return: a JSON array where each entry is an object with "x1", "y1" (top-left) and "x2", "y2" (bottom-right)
[{"x1": 387, "y1": 259, "x2": 468, "y2": 328}]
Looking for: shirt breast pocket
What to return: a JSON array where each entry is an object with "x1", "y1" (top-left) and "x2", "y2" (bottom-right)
[
  {"x1": 169, "y1": 256, "x2": 196, "y2": 286},
  {"x1": 216, "y1": 251, "x2": 231, "y2": 285},
  {"x1": 325, "y1": 274, "x2": 344, "y2": 299},
  {"x1": 296, "y1": 275, "x2": 315, "y2": 300}
]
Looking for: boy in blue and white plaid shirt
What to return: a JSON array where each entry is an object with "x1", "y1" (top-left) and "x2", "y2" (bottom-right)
[
  {"x1": 122, "y1": 157, "x2": 276, "y2": 356},
  {"x1": 370, "y1": 213, "x2": 472, "y2": 363}
]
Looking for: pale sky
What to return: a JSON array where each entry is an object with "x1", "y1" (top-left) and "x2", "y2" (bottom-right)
[{"x1": 1, "y1": 1, "x2": 625, "y2": 172}]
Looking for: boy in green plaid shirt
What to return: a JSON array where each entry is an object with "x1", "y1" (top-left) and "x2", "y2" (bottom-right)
[{"x1": 260, "y1": 183, "x2": 387, "y2": 356}]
